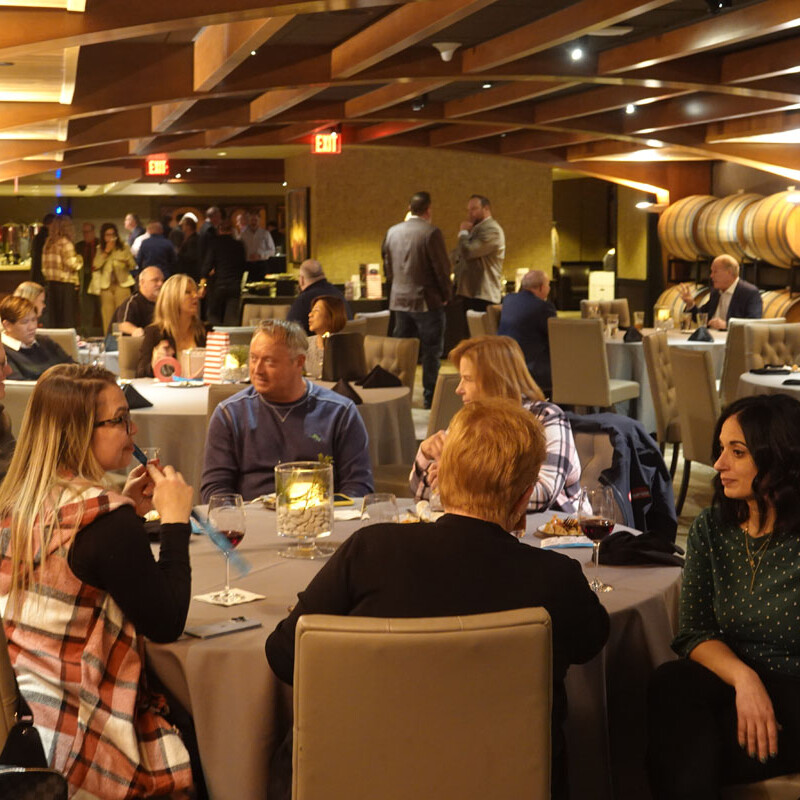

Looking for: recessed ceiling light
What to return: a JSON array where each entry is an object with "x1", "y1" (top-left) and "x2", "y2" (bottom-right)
[
  {"x1": 570, "y1": 47, "x2": 584, "y2": 61},
  {"x1": 217, "y1": 151, "x2": 227, "y2": 157},
  {"x1": 175, "y1": 172, "x2": 182, "y2": 179},
  {"x1": 282, "y1": 180, "x2": 288, "y2": 187},
  {"x1": 482, "y1": 82, "x2": 492, "y2": 89},
  {"x1": 250, "y1": 50, "x2": 257, "y2": 56},
  {"x1": 625, "y1": 104, "x2": 636, "y2": 115},
  {"x1": 185, "y1": 167, "x2": 192, "y2": 173}
]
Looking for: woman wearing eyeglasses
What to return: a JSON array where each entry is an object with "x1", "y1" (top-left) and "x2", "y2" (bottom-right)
[{"x1": 0, "y1": 364, "x2": 204, "y2": 799}]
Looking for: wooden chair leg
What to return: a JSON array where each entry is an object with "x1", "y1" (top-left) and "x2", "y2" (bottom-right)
[
  {"x1": 675, "y1": 458, "x2": 691, "y2": 516},
  {"x1": 669, "y1": 443, "x2": 680, "y2": 479}
]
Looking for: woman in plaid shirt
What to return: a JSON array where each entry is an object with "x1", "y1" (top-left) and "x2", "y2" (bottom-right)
[{"x1": 41, "y1": 216, "x2": 81, "y2": 328}]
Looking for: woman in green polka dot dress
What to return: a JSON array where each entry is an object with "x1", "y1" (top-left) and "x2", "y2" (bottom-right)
[{"x1": 648, "y1": 393, "x2": 800, "y2": 799}]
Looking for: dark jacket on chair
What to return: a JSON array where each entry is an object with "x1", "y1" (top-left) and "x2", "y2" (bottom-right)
[{"x1": 567, "y1": 412, "x2": 678, "y2": 543}]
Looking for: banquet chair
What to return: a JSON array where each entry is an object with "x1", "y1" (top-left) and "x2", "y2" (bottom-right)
[
  {"x1": 206, "y1": 383, "x2": 248, "y2": 426},
  {"x1": 721, "y1": 774, "x2": 800, "y2": 800},
  {"x1": 292, "y1": 608, "x2": 552, "y2": 800},
  {"x1": 363, "y1": 335, "x2": 419, "y2": 391},
  {"x1": 719, "y1": 318, "x2": 786, "y2": 407},
  {"x1": 670, "y1": 348, "x2": 720, "y2": 516},
  {"x1": 212, "y1": 326, "x2": 255, "y2": 346},
  {"x1": 2, "y1": 381, "x2": 34, "y2": 435},
  {"x1": 36, "y1": 328, "x2": 79, "y2": 361},
  {"x1": 743, "y1": 322, "x2": 800, "y2": 371},
  {"x1": 580, "y1": 298, "x2": 631, "y2": 328},
  {"x1": 548, "y1": 318, "x2": 639, "y2": 411},
  {"x1": 354, "y1": 310, "x2": 390, "y2": 337},
  {"x1": 342, "y1": 317, "x2": 367, "y2": 335},
  {"x1": 642, "y1": 332, "x2": 681, "y2": 478},
  {"x1": 118, "y1": 335, "x2": 144, "y2": 379},
  {"x1": 426, "y1": 372, "x2": 461, "y2": 437},
  {"x1": 322, "y1": 332, "x2": 367, "y2": 382},
  {"x1": 240, "y1": 303, "x2": 290, "y2": 326},
  {"x1": 485, "y1": 304, "x2": 502, "y2": 334},
  {"x1": 466, "y1": 310, "x2": 491, "y2": 338}
]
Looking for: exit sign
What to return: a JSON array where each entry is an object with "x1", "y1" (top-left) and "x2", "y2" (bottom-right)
[
  {"x1": 312, "y1": 132, "x2": 341, "y2": 154},
  {"x1": 145, "y1": 154, "x2": 170, "y2": 176}
]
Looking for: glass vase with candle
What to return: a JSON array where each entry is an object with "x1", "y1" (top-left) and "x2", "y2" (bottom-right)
[{"x1": 275, "y1": 461, "x2": 335, "y2": 559}]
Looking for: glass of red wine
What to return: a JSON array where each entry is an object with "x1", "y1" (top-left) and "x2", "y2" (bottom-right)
[
  {"x1": 578, "y1": 486, "x2": 615, "y2": 593},
  {"x1": 208, "y1": 493, "x2": 246, "y2": 603}
]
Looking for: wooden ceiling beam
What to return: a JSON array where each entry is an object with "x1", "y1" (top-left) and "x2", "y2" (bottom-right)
[
  {"x1": 721, "y1": 32, "x2": 800, "y2": 84},
  {"x1": 444, "y1": 81, "x2": 576, "y2": 118},
  {"x1": 0, "y1": 160, "x2": 63, "y2": 183},
  {"x1": 0, "y1": 140, "x2": 62, "y2": 166},
  {"x1": 250, "y1": 87, "x2": 328, "y2": 123},
  {"x1": 499, "y1": 129, "x2": 598, "y2": 154},
  {"x1": 345, "y1": 80, "x2": 449, "y2": 118},
  {"x1": 66, "y1": 109, "x2": 153, "y2": 148},
  {"x1": 152, "y1": 101, "x2": 198, "y2": 133},
  {"x1": 598, "y1": 0, "x2": 800, "y2": 74},
  {"x1": 204, "y1": 127, "x2": 250, "y2": 146},
  {"x1": 429, "y1": 123, "x2": 519, "y2": 147},
  {"x1": 278, "y1": 121, "x2": 337, "y2": 143},
  {"x1": 706, "y1": 109, "x2": 800, "y2": 142},
  {"x1": 194, "y1": 17, "x2": 294, "y2": 92},
  {"x1": 462, "y1": 0, "x2": 674, "y2": 73},
  {"x1": 355, "y1": 121, "x2": 433, "y2": 143},
  {"x1": 331, "y1": 0, "x2": 499, "y2": 79}
]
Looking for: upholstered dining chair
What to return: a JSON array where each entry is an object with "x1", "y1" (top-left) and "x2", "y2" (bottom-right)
[
  {"x1": 466, "y1": 310, "x2": 490, "y2": 338},
  {"x1": 548, "y1": 318, "x2": 639, "y2": 411},
  {"x1": 354, "y1": 310, "x2": 390, "y2": 337},
  {"x1": 240, "y1": 303, "x2": 290, "y2": 326},
  {"x1": 321, "y1": 332, "x2": 367, "y2": 382},
  {"x1": 363, "y1": 335, "x2": 419, "y2": 391},
  {"x1": 36, "y1": 327, "x2": 79, "y2": 361},
  {"x1": 426, "y1": 372, "x2": 462, "y2": 437},
  {"x1": 642, "y1": 331, "x2": 681, "y2": 477},
  {"x1": 342, "y1": 317, "x2": 367, "y2": 335},
  {"x1": 117, "y1": 334, "x2": 144, "y2": 379},
  {"x1": 719, "y1": 318, "x2": 786, "y2": 407},
  {"x1": 292, "y1": 608, "x2": 552, "y2": 800},
  {"x1": 580, "y1": 298, "x2": 631, "y2": 329},
  {"x1": 743, "y1": 322, "x2": 800, "y2": 371},
  {"x1": 670, "y1": 348, "x2": 721, "y2": 515},
  {"x1": 485, "y1": 304, "x2": 502, "y2": 334},
  {"x1": 206, "y1": 382, "x2": 247, "y2": 427}
]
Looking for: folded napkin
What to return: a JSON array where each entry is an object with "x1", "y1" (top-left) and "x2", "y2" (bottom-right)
[
  {"x1": 782, "y1": 379, "x2": 800, "y2": 385},
  {"x1": 623, "y1": 327, "x2": 643, "y2": 343},
  {"x1": 599, "y1": 530, "x2": 685, "y2": 567},
  {"x1": 358, "y1": 364, "x2": 403, "y2": 388},
  {"x1": 750, "y1": 367, "x2": 791, "y2": 375},
  {"x1": 688, "y1": 327, "x2": 713, "y2": 342},
  {"x1": 194, "y1": 589, "x2": 265, "y2": 607},
  {"x1": 122, "y1": 383, "x2": 153, "y2": 409},
  {"x1": 330, "y1": 378, "x2": 362, "y2": 404}
]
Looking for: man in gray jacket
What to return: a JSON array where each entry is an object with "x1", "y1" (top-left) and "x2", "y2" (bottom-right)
[
  {"x1": 453, "y1": 194, "x2": 505, "y2": 311},
  {"x1": 382, "y1": 191, "x2": 452, "y2": 408}
]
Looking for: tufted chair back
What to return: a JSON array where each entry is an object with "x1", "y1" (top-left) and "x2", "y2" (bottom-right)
[
  {"x1": 720, "y1": 318, "x2": 786, "y2": 406},
  {"x1": 363, "y1": 335, "x2": 420, "y2": 391},
  {"x1": 744, "y1": 323, "x2": 800, "y2": 370},
  {"x1": 642, "y1": 332, "x2": 680, "y2": 446},
  {"x1": 580, "y1": 298, "x2": 631, "y2": 328}
]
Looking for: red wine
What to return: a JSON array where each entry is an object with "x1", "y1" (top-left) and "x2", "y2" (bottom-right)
[
  {"x1": 581, "y1": 517, "x2": 614, "y2": 541},
  {"x1": 221, "y1": 529, "x2": 244, "y2": 548}
]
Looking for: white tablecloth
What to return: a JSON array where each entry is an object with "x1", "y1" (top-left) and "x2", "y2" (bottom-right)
[
  {"x1": 606, "y1": 328, "x2": 726, "y2": 433},
  {"x1": 737, "y1": 371, "x2": 800, "y2": 399},
  {"x1": 146, "y1": 508, "x2": 681, "y2": 800}
]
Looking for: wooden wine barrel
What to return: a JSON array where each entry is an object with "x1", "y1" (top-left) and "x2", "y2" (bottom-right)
[
  {"x1": 739, "y1": 201, "x2": 762, "y2": 261},
  {"x1": 654, "y1": 284, "x2": 711, "y2": 321},
  {"x1": 742, "y1": 192, "x2": 800, "y2": 268},
  {"x1": 657, "y1": 195, "x2": 716, "y2": 261},
  {"x1": 760, "y1": 289, "x2": 800, "y2": 323},
  {"x1": 695, "y1": 193, "x2": 762, "y2": 261}
]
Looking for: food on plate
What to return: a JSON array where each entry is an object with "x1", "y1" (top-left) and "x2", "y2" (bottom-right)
[{"x1": 539, "y1": 515, "x2": 581, "y2": 536}]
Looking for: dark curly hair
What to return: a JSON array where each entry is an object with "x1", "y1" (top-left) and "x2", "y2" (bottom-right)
[{"x1": 712, "y1": 393, "x2": 800, "y2": 535}]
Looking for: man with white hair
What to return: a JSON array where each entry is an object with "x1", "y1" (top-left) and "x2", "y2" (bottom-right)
[
  {"x1": 111, "y1": 266, "x2": 164, "y2": 336},
  {"x1": 497, "y1": 269, "x2": 556, "y2": 393},
  {"x1": 286, "y1": 259, "x2": 352, "y2": 334},
  {"x1": 678, "y1": 255, "x2": 762, "y2": 330}
]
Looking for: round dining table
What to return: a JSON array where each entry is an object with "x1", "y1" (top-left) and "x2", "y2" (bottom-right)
[
  {"x1": 737, "y1": 370, "x2": 800, "y2": 400},
  {"x1": 145, "y1": 507, "x2": 681, "y2": 800}
]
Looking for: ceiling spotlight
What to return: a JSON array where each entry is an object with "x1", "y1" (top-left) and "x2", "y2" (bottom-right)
[
  {"x1": 217, "y1": 151, "x2": 227, "y2": 157},
  {"x1": 625, "y1": 104, "x2": 636, "y2": 115},
  {"x1": 411, "y1": 94, "x2": 428, "y2": 112},
  {"x1": 185, "y1": 167, "x2": 192, "y2": 173},
  {"x1": 175, "y1": 172, "x2": 182, "y2": 179},
  {"x1": 432, "y1": 41, "x2": 461, "y2": 62},
  {"x1": 570, "y1": 46, "x2": 584, "y2": 61},
  {"x1": 705, "y1": 0, "x2": 732, "y2": 12},
  {"x1": 636, "y1": 201, "x2": 654, "y2": 209},
  {"x1": 482, "y1": 82, "x2": 492, "y2": 90},
  {"x1": 250, "y1": 50, "x2": 257, "y2": 56},
  {"x1": 282, "y1": 180, "x2": 288, "y2": 187}
]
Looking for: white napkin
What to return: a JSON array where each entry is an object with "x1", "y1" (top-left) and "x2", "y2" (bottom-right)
[
  {"x1": 334, "y1": 508, "x2": 361, "y2": 521},
  {"x1": 194, "y1": 589, "x2": 265, "y2": 607},
  {"x1": 540, "y1": 535, "x2": 594, "y2": 549}
]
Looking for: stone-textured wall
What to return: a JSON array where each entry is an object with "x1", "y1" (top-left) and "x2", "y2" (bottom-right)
[{"x1": 284, "y1": 145, "x2": 553, "y2": 283}]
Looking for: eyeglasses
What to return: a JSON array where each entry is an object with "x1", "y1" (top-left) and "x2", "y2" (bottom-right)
[{"x1": 93, "y1": 411, "x2": 132, "y2": 434}]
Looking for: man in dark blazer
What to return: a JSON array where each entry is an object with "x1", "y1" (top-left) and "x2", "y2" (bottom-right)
[
  {"x1": 266, "y1": 399, "x2": 609, "y2": 800},
  {"x1": 286, "y1": 259, "x2": 352, "y2": 333},
  {"x1": 382, "y1": 191, "x2": 452, "y2": 408},
  {"x1": 497, "y1": 269, "x2": 556, "y2": 394},
  {"x1": 679, "y1": 255, "x2": 761, "y2": 330}
]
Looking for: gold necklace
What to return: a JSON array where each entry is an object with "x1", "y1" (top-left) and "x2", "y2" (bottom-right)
[{"x1": 743, "y1": 521, "x2": 773, "y2": 593}]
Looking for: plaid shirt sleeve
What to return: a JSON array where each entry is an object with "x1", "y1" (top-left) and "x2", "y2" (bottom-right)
[
  {"x1": 42, "y1": 237, "x2": 82, "y2": 284},
  {"x1": 526, "y1": 400, "x2": 583, "y2": 513},
  {"x1": 409, "y1": 444, "x2": 433, "y2": 501}
]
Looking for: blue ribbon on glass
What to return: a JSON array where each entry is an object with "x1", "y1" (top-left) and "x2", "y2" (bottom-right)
[{"x1": 190, "y1": 509, "x2": 251, "y2": 577}]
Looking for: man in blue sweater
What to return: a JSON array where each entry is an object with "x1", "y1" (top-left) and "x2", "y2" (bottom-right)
[{"x1": 201, "y1": 320, "x2": 373, "y2": 502}]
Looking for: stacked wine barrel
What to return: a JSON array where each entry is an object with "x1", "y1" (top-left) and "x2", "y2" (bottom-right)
[{"x1": 658, "y1": 191, "x2": 800, "y2": 268}]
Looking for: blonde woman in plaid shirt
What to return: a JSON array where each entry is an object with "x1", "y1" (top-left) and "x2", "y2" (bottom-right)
[{"x1": 41, "y1": 216, "x2": 81, "y2": 328}]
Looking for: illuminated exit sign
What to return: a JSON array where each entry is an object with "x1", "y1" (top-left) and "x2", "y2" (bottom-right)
[
  {"x1": 312, "y1": 132, "x2": 341, "y2": 154},
  {"x1": 145, "y1": 154, "x2": 170, "y2": 176}
]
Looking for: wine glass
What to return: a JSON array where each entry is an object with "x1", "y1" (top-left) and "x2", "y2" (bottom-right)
[
  {"x1": 578, "y1": 486, "x2": 615, "y2": 593},
  {"x1": 208, "y1": 493, "x2": 246, "y2": 602},
  {"x1": 361, "y1": 493, "x2": 399, "y2": 523}
]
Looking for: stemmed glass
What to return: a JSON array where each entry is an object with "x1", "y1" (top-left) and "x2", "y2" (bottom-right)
[
  {"x1": 207, "y1": 493, "x2": 247, "y2": 603},
  {"x1": 578, "y1": 486, "x2": 615, "y2": 593},
  {"x1": 361, "y1": 493, "x2": 399, "y2": 523}
]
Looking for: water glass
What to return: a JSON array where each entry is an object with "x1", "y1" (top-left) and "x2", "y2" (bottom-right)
[
  {"x1": 605, "y1": 313, "x2": 619, "y2": 338},
  {"x1": 361, "y1": 493, "x2": 399, "y2": 523},
  {"x1": 633, "y1": 311, "x2": 645, "y2": 331},
  {"x1": 697, "y1": 312, "x2": 708, "y2": 328}
]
